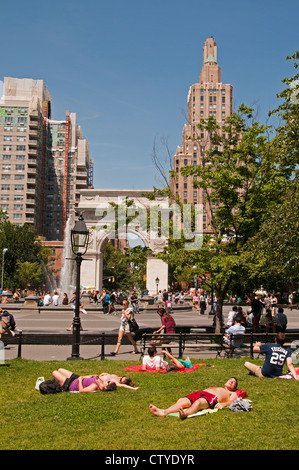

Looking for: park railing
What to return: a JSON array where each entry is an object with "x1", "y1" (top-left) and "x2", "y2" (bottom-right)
[{"x1": 2, "y1": 329, "x2": 299, "y2": 360}]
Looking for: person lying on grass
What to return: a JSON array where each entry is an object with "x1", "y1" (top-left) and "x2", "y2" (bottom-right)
[
  {"x1": 149, "y1": 377, "x2": 247, "y2": 419},
  {"x1": 142, "y1": 346, "x2": 192, "y2": 372},
  {"x1": 52, "y1": 368, "x2": 116, "y2": 393},
  {"x1": 97, "y1": 372, "x2": 140, "y2": 390}
]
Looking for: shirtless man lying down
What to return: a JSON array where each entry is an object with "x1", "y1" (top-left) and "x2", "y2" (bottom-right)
[{"x1": 149, "y1": 377, "x2": 245, "y2": 419}]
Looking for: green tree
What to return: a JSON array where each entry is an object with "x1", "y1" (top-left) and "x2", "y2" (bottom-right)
[
  {"x1": 162, "y1": 102, "x2": 295, "y2": 331},
  {"x1": 16, "y1": 261, "x2": 43, "y2": 290},
  {"x1": 0, "y1": 221, "x2": 51, "y2": 290},
  {"x1": 102, "y1": 241, "x2": 134, "y2": 291}
]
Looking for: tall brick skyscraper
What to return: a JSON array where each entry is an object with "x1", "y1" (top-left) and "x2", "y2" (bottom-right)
[{"x1": 170, "y1": 37, "x2": 233, "y2": 231}]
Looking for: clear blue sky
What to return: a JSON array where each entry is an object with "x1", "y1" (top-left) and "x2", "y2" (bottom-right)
[{"x1": 1, "y1": 0, "x2": 298, "y2": 191}]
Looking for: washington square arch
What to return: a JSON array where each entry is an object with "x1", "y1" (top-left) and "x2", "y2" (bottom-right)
[{"x1": 76, "y1": 188, "x2": 170, "y2": 296}]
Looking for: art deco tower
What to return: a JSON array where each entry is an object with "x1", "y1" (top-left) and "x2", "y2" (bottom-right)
[{"x1": 170, "y1": 37, "x2": 233, "y2": 231}]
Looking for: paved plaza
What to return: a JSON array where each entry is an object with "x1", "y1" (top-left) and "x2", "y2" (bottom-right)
[{"x1": 1, "y1": 303, "x2": 298, "y2": 362}]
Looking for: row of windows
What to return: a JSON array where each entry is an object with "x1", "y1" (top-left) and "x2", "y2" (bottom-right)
[
  {"x1": 2, "y1": 107, "x2": 28, "y2": 114},
  {"x1": 2, "y1": 135, "x2": 27, "y2": 141},
  {"x1": 2, "y1": 155, "x2": 26, "y2": 160},
  {"x1": 2, "y1": 145, "x2": 26, "y2": 151},
  {"x1": 2, "y1": 126, "x2": 27, "y2": 132},
  {"x1": 1, "y1": 184, "x2": 24, "y2": 190},
  {"x1": 0, "y1": 204, "x2": 23, "y2": 210},
  {"x1": 3, "y1": 116, "x2": 27, "y2": 123},
  {"x1": 193, "y1": 88, "x2": 226, "y2": 94},
  {"x1": 2, "y1": 164, "x2": 25, "y2": 170},
  {"x1": 0, "y1": 195, "x2": 24, "y2": 201}
]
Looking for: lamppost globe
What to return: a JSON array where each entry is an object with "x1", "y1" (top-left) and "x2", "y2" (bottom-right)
[{"x1": 71, "y1": 213, "x2": 89, "y2": 256}]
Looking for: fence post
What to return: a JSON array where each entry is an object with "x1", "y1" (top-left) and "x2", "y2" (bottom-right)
[
  {"x1": 101, "y1": 332, "x2": 105, "y2": 360},
  {"x1": 18, "y1": 330, "x2": 23, "y2": 358},
  {"x1": 250, "y1": 332, "x2": 253, "y2": 358},
  {"x1": 179, "y1": 333, "x2": 183, "y2": 357}
]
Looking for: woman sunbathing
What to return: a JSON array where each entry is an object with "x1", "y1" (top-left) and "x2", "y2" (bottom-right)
[{"x1": 98, "y1": 372, "x2": 140, "y2": 390}]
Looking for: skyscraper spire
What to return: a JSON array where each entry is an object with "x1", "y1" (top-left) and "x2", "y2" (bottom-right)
[{"x1": 199, "y1": 37, "x2": 221, "y2": 84}]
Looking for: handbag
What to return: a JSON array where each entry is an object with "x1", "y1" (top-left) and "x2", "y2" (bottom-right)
[{"x1": 128, "y1": 317, "x2": 139, "y2": 332}]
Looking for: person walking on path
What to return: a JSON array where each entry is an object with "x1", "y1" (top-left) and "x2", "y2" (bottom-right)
[
  {"x1": 111, "y1": 300, "x2": 139, "y2": 356},
  {"x1": 151, "y1": 308, "x2": 176, "y2": 354}
]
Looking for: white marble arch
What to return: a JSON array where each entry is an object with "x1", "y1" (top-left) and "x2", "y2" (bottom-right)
[{"x1": 77, "y1": 189, "x2": 168, "y2": 295}]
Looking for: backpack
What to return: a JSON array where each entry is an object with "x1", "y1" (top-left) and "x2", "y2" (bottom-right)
[{"x1": 39, "y1": 379, "x2": 63, "y2": 395}]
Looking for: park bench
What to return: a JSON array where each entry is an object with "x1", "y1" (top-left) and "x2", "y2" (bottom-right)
[
  {"x1": 217, "y1": 331, "x2": 299, "y2": 358},
  {"x1": 140, "y1": 330, "x2": 299, "y2": 359},
  {"x1": 140, "y1": 332, "x2": 225, "y2": 357}
]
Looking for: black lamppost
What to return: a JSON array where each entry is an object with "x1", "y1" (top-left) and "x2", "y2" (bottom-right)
[
  {"x1": 155, "y1": 276, "x2": 160, "y2": 293},
  {"x1": 67, "y1": 213, "x2": 89, "y2": 360}
]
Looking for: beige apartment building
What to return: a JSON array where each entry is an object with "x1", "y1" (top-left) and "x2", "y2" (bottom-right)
[
  {"x1": 170, "y1": 37, "x2": 233, "y2": 231},
  {"x1": 0, "y1": 77, "x2": 92, "y2": 240}
]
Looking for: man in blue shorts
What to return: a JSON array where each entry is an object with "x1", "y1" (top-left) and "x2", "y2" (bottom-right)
[{"x1": 244, "y1": 333, "x2": 299, "y2": 380}]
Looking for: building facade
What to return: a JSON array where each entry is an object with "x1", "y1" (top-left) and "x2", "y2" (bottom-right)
[
  {"x1": 0, "y1": 77, "x2": 92, "y2": 240},
  {"x1": 170, "y1": 37, "x2": 233, "y2": 231}
]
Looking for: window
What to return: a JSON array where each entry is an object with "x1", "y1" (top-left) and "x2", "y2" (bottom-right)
[
  {"x1": 15, "y1": 174, "x2": 24, "y2": 180},
  {"x1": 14, "y1": 204, "x2": 23, "y2": 210},
  {"x1": 1, "y1": 174, "x2": 10, "y2": 180},
  {"x1": 14, "y1": 185, "x2": 24, "y2": 190},
  {"x1": 14, "y1": 195, "x2": 24, "y2": 201},
  {"x1": 4, "y1": 136, "x2": 12, "y2": 141},
  {"x1": 2, "y1": 155, "x2": 11, "y2": 160},
  {"x1": 2, "y1": 164, "x2": 11, "y2": 170},
  {"x1": 1, "y1": 184, "x2": 10, "y2": 190},
  {"x1": 16, "y1": 155, "x2": 25, "y2": 160},
  {"x1": 16, "y1": 164, "x2": 25, "y2": 170},
  {"x1": 16, "y1": 145, "x2": 26, "y2": 151},
  {"x1": 13, "y1": 214, "x2": 22, "y2": 219}
]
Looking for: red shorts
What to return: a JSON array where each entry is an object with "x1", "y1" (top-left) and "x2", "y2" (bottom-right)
[{"x1": 185, "y1": 391, "x2": 218, "y2": 408}]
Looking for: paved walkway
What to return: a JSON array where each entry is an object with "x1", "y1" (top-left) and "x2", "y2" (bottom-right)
[{"x1": 1, "y1": 303, "x2": 298, "y2": 362}]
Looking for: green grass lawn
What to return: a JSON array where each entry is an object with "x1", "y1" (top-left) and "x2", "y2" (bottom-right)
[{"x1": 1, "y1": 357, "x2": 298, "y2": 450}]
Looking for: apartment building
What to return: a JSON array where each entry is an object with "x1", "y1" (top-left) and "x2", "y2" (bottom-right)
[
  {"x1": 0, "y1": 77, "x2": 92, "y2": 240},
  {"x1": 170, "y1": 37, "x2": 233, "y2": 231}
]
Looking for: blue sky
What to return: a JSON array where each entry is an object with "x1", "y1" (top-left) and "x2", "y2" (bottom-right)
[{"x1": 1, "y1": 0, "x2": 298, "y2": 191}]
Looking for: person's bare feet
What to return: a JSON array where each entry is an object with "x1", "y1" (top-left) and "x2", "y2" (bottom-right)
[
  {"x1": 149, "y1": 404, "x2": 166, "y2": 417},
  {"x1": 178, "y1": 407, "x2": 187, "y2": 420}
]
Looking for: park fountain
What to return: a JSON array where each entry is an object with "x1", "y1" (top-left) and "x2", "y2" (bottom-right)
[{"x1": 59, "y1": 217, "x2": 76, "y2": 301}]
